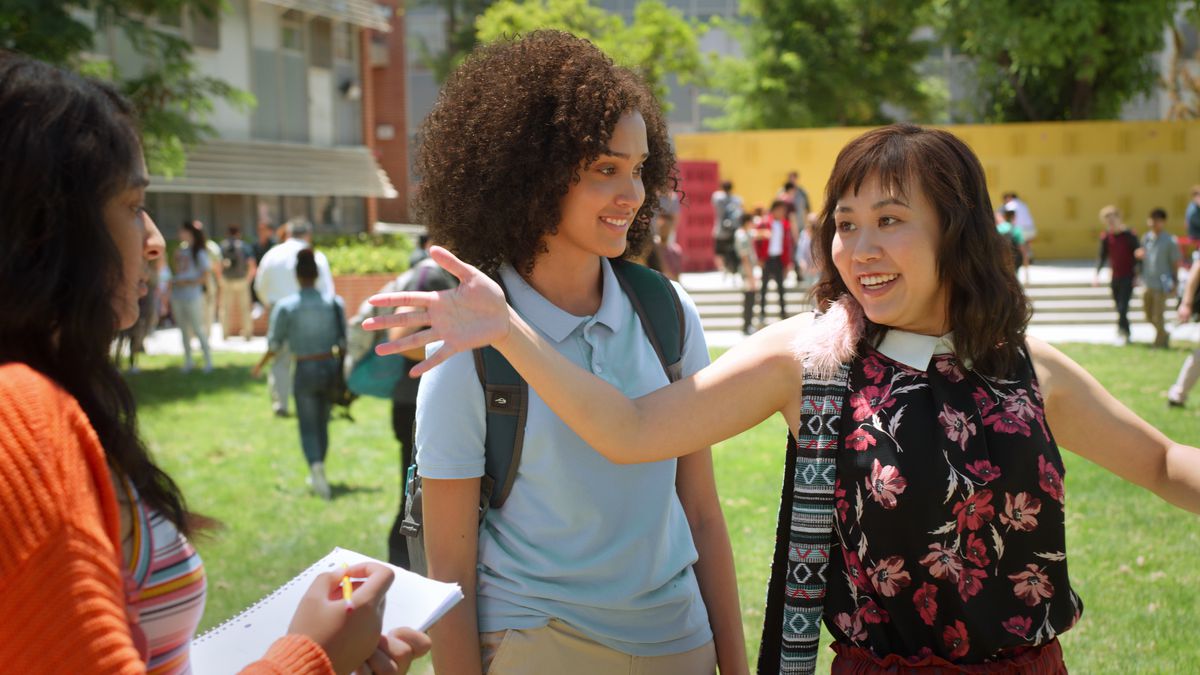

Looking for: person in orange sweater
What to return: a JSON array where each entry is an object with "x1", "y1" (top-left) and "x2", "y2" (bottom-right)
[{"x1": 0, "y1": 54, "x2": 429, "y2": 674}]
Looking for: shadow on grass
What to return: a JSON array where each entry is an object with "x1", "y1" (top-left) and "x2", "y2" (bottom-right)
[
  {"x1": 125, "y1": 363, "x2": 259, "y2": 410},
  {"x1": 329, "y1": 483, "x2": 383, "y2": 500}
]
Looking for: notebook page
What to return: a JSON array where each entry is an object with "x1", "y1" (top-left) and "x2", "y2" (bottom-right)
[{"x1": 190, "y1": 547, "x2": 462, "y2": 674}]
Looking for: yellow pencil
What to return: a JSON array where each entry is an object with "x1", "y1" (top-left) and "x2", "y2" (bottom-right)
[{"x1": 340, "y1": 562, "x2": 353, "y2": 612}]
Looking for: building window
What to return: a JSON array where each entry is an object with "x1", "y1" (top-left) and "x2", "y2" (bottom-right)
[
  {"x1": 191, "y1": 7, "x2": 220, "y2": 50},
  {"x1": 310, "y1": 17, "x2": 333, "y2": 68},
  {"x1": 281, "y1": 10, "x2": 304, "y2": 52},
  {"x1": 334, "y1": 22, "x2": 354, "y2": 61}
]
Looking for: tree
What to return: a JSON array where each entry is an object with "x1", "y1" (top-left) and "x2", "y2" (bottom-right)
[
  {"x1": 932, "y1": 0, "x2": 1178, "y2": 122},
  {"x1": 475, "y1": 0, "x2": 708, "y2": 109},
  {"x1": 0, "y1": 0, "x2": 251, "y2": 175},
  {"x1": 412, "y1": 0, "x2": 497, "y2": 84},
  {"x1": 704, "y1": 0, "x2": 936, "y2": 130}
]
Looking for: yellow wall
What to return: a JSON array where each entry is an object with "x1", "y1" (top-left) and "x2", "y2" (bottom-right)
[{"x1": 674, "y1": 120, "x2": 1200, "y2": 259}]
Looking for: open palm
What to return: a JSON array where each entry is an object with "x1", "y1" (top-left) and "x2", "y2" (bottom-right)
[{"x1": 363, "y1": 246, "x2": 511, "y2": 377}]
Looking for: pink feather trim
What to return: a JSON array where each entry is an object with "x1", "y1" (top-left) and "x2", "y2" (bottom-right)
[{"x1": 790, "y1": 295, "x2": 866, "y2": 378}]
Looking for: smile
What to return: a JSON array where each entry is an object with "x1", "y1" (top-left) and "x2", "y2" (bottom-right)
[
  {"x1": 859, "y1": 273, "x2": 899, "y2": 290},
  {"x1": 600, "y1": 216, "x2": 629, "y2": 229}
]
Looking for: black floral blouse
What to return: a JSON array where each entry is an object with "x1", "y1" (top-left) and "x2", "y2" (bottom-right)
[{"x1": 824, "y1": 343, "x2": 1083, "y2": 663}]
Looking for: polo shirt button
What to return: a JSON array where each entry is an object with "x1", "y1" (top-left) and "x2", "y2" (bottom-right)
[{"x1": 593, "y1": 364, "x2": 603, "y2": 374}]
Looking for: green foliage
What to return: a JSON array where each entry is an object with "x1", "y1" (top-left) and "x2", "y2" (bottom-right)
[
  {"x1": 131, "y1": 343, "x2": 1200, "y2": 672},
  {"x1": 0, "y1": 0, "x2": 252, "y2": 176},
  {"x1": 704, "y1": 0, "x2": 936, "y2": 130},
  {"x1": 475, "y1": 0, "x2": 708, "y2": 110},
  {"x1": 412, "y1": 0, "x2": 497, "y2": 83},
  {"x1": 316, "y1": 232, "x2": 415, "y2": 276},
  {"x1": 931, "y1": 0, "x2": 1178, "y2": 121}
]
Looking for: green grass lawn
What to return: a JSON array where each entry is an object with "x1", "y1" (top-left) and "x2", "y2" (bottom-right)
[{"x1": 130, "y1": 343, "x2": 1199, "y2": 673}]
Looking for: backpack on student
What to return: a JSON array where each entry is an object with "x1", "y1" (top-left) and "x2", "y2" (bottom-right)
[
  {"x1": 221, "y1": 239, "x2": 250, "y2": 280},
  {"x1": 714, "y1": 194, "x2": 742, "y2": 243},
  {"x1": 398, "y1": 259, "x2": 686, "y2": 575}
]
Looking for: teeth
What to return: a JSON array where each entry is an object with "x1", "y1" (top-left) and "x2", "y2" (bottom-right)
[
  {"x1": 860, "y1": 274, "x2": 898, "y2": 287},
  {"x1": 600, "y1": 217, "x2": 626, "y2": 227}
]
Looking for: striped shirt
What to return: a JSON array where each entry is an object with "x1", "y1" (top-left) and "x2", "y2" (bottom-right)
[{"x1": 119, "y1": 478, "x2": 207, "y2": 674}]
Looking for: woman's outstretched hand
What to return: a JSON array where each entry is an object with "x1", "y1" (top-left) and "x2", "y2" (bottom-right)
[{"x1": 363, "y1": 246, "x2": 510, "y2": 377}]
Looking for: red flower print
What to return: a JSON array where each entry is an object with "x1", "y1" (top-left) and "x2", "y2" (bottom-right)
[
  {"x1": 868, "y1": 555, "x2": 912, "y2": 597},
  {"x1": 982, "y1": 408, "x2": 1032, "y2": 436},
  {"x1": 865, "y1": 459, "x2": 908, "y2": 509},
  {"x1": 850, "y1": 384, "x2": 896, "y2": 422},
  {"x1": 919, "y1": 543, "x2": 963, "y2": 581},
  {"x1": 1003, "y1": 389, "x2": 1040, "y2": 422},
  {"x1": 856, "y1": 598, "x2": 890, "y2": 624},
  {"x1": 963, "y1": 533, "x2": 990, "y2": 567},
  {"x1": 1002, "y1": 615, "x2": 1032, "y2": 639},
  {"x1": 862, "y1": 354, "x2": 887, "y2": 384},
  {"x1": 843, "y1": 550, "x2": 872, "y2": 592},
  {"x1": 952, "y1": 490, "x2": 995, "y2": 533},
  {"x1": 972, "y1": 387, "x2": 995, "y2": 415},
  {"x1": 938, "y1": 404, "x2": 977, "y2": 451},
  {"x1": 935, "y1": 356, "x2": 965, "y2": 383},
  {"x1": 943, "y1": 620, "x2": 970, "y2": 659},
  {"x1": 1037, "y1": 455, "x2": 1064, "y2": 503},
  {"x1": 835, "y1": 480, "x2": 850, "y2": 523},
  {"x1": 913, "y1": 582, "x2": 938, "y2": 626},
  {"x1": 966, "y1": 460, "x2": 1002, "y2": 483},
  {"x1": 1008, "y1": 564, "x2": 1055, "y2": 606},
  {"x1": 1000, "y1": 492, "x2": 1042, "y2": 532},
  {"x1": 846, "y1": 427, "x2": 878, "y2": 452},
  {"x1": 834, "y1": 612, "x2": 867, "y2": 642},
  {"x1": 957, "y1": 565, "x2": 987, "y2": 602}
]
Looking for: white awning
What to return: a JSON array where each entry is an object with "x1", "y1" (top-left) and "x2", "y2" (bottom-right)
[
  {"x1": 258, "y1": 0, "x2": 390, "y2": 31},
  {"x1": 149, "y1": 139, "x2": 397, "y2": 198}
]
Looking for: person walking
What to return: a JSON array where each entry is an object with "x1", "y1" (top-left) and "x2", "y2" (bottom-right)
[
  {"x1": 1137, "y1": 207, "x2": 1181, "y2": 349},
  {"x1": 170, "y1": 221, "x2": 214, "y2": 373},
  {"x1": 734, "y1": 213, "x2": 759, "y2": 334},
  {"x1": 711, "y1": 180, "x2": 743, "y2": 280},
  {"x1": 197, "y1": 220, "x2": 223, "y2": 340},
  {"x1": 254, "y1": 219, "x2": 335, "y2": 416},
  {"x1": 755, "y1": 199, "x2": 794, "y2": 324},
  {"x1": 220, "y1": 223, "x2": 256, "y2": 339},
  {"x1": 1168, "y1": 253, "x2": 1200, "y2": 407},
  {"x1": 252, "y1": 249, "x2": 346, "y2": 500},
  {"x1": 1094, "y1": 205, "x2": 1140, "y2": 345},
  {"x1": 371, "y1": 31, "x2": 745, "y2": 675},
  {"x1": 369, "y1": 123, "x2": 1200, "y2": 673}
]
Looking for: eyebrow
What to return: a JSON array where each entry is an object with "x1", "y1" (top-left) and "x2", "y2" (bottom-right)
[
  {"x1": 836, "y1": 197, "x2": 910, "y2": 213},
  {"x1": 600, "y1": 149, "x2": 650, "y2": 160}
]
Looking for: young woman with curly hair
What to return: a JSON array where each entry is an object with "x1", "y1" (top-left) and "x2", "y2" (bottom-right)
[
  {"x1": 370, "y1": 123, "x2": 1200, "y2": 673},
  {"x1": 0, "y1": 53, "x2": 429, "y2": 674},
  {"x1": 392, "y1": 30, "x2": 745, "y2": 675}
]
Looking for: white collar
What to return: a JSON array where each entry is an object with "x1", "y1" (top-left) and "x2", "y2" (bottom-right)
[{"x1": 876, "y1": 329, "x2": 969, "y2": 371}]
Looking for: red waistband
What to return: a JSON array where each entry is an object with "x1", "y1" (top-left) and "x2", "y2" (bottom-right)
[{"x1": 831, "y1": 639, "x2": 1065, "y2": 675}]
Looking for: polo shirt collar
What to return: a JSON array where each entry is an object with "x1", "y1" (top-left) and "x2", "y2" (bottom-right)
[
  {"x1": 497, "y1": 258, "x2": 626, "y2": 343},
  {"x1": 876, "y1": 329, "x2": 969, "y2": 371}
]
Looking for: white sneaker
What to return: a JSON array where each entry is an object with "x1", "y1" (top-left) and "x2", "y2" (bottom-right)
[{"x1": 308, "y1": 462, "x2": 332, "y2": 500}]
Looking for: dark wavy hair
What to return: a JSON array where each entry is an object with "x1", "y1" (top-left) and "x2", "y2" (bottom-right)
[
  {"x1": 812, "y1": 124, "x2": 1031, "y2": 377},
  {"x1": 414, "y1": 30, "x2": 675, "y2": 275},
  {"x1": 181, "y1": 220, "x2": 207, "y2": 263},
  {"x1": 0, "y1": 53, "x2": 193, "y2": 533}
]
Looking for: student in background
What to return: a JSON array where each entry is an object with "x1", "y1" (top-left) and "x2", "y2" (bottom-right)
[
  {"x1": 1093, "y1": 205, "x2": 1141, "y2": 345},
  {"x1": 1136, "y1": 208, "x2": 1180, "y2": 349}
]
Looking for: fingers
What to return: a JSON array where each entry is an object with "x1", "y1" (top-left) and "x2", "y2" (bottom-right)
[
  {"x1": 364, "y1": 645, "x2": 400, "y2": 675},
  {"x1": 369, "y1": 290, "x2": 436, "y2": 309},
  {"x1": 429, "y1": 245, "x2": 476, "y2": 281},
  {"x1": 374, "y1": 328, "x2": 440, "y2": 358},
  {"x1": 361, "y1": 308, "x2": 427, "y2": 332},
  {"x1": 386, "y1": 628, "x2": 431, "y2": 659},
  {"x1": 343, "y1": 562, "x2": 395, "y2": 611},
  {"x1": 407, "y1": 345, "x2": 453, "y2": 378}
]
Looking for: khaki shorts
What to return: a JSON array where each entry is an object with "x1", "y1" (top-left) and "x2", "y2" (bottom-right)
[{"x1": 480, "y1": 619, "x2": 716, "y2": 675}]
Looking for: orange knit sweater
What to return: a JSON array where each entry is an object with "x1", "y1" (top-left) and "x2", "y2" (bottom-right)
[{"x1": 0, "y1": 363, "x2": 333, "y2": 674}]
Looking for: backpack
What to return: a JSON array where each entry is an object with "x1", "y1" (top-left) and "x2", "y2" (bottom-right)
[
  {"x1": 221, "y1": 239, "x2": 249, "y2": 279},
  {"x1": 714, "y1": 194, "x2": 742, "y2": 243},
  {"x1": 398, "y1": 259, "x2": 686, "y2": 575}
]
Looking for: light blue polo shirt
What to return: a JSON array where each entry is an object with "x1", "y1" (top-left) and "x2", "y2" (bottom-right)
[{"x1": 415, "y1": 258, "x2": 713, "y2": 656}]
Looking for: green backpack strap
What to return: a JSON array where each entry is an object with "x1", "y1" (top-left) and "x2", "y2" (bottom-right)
[
  {"x1": 475, "y1": 260, "x2": 686, "y2": 516},
  {"x1": 609, "y1": 258, "x2": 685, "y2": 383}
]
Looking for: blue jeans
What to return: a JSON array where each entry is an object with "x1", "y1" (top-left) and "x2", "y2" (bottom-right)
[{"x1": 293, "y1": 360, "x2": 335, "y2": 466}]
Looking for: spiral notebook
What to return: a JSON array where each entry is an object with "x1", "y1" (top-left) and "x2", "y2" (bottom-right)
[{"x1": 190, "y1": 547, "x2": 462, "y2": 674}]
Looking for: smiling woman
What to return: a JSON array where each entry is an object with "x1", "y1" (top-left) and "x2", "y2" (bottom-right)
[{"x1": 366, "y1": 122, "x2": 1200, "y2": 675}]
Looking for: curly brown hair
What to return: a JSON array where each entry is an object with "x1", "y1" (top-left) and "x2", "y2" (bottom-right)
[
  {"x1": 413, "y1": 30, "x2": 675, "y2": 275},
  {"x1": 812, "y1": 124, "x2": 1032, "y2": 377}
]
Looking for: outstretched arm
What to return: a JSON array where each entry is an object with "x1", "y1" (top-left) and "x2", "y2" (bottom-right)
[
  {"x1": 365, "y1": 247, "x2": 805, "y2": 464},
  {"x1": 1030, "y1": 337, "x2": 1200, "y2": 514}
]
